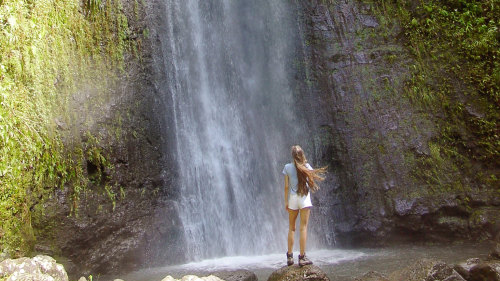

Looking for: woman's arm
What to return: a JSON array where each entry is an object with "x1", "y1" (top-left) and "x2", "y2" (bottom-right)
[{"x1": 284, "y1": 175, "x2": 289, "y2": 211}]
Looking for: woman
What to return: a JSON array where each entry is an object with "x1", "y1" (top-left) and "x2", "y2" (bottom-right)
[{"x1": 282, "y1": 145, "x2": 326, "y2": 266}]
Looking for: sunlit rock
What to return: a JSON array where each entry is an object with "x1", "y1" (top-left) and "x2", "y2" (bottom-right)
[{"x1": 0, "y1": 255, "x2": 68, "y2": 281}]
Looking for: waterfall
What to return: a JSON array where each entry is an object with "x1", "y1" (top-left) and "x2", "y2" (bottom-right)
[{"x1": 161, "y1": 0, "x2": 305, "y2": 260}]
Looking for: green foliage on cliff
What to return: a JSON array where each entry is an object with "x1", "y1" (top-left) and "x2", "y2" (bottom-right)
[
  {"x1": 0, "y1": 0, "x2": 129, "y2": 257},
  {"x1": 376, "y1": 0, "x2": 499, "y2": 190}
]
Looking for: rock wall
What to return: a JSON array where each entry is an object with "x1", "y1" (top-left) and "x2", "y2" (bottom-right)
[
  {"x1": 32, "y1": 0, "x2": 186, "y2": 277},
  {"x1": 299, "y1": 0, "x2": 499, "y2": 246}
]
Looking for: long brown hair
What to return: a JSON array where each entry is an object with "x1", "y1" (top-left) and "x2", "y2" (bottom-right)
[{"x1": 292, "y1": 145, "x2": 327, "y2": 196}]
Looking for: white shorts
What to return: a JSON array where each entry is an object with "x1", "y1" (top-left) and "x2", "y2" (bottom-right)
[{"x1": 288, "y1": 192, "x2": 312, "y2": 210}]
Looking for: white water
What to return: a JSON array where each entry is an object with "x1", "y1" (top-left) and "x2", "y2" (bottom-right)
[
  {"x1": 115, "y1": 249, "x2": 370, "y2": 281},
  {"x1": 162, "y1": 0, "x2": 307, "y2": 261},
  {"x1": 178, "y1": 250, "x2": 368, "y2": 272}
]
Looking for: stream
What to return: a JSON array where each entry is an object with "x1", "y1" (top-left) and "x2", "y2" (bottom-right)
[{"x1": 108, "y1": 242, "x2": 490, "y2": 281}]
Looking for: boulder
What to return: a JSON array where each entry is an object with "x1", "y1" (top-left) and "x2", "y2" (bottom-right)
[
  {"x1": 389, "y1": 259, "x2": 464, "y2": 281},
  {"x1": 490, "y1": 243, "x2": 500, "y2": 260},
  {"x1": 267, "y1": 265, "x2": 330, "y2": 281},
  {"x1": 161, "y1": 275, "x2": 224, "y2": 281},
  {"x1": 454, "y1": 257, "x2": 500, "y2": 281},
  {"x1": 468, "y1": 262, "x2": 500, "y2": 281},
  {"x1": 211, "y1": 269, "x2": 258, "y2": 281},
  {"x1": 454, "y1": 258, "x2": 481, "y2": 280},
  {"x1": 354, "y1": 271, "x2": 389, "y2": 281},
  {"x1": 0, "y1": 255, "x2": 68, "y2": 281}
]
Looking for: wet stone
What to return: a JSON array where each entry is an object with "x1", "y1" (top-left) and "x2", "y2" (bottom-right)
[{"x1": 267, "y1": 265, "x2": 330, "y2": 281}]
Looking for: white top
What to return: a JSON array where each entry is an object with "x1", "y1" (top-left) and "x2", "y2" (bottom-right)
[{"x1": 282, "y1": 162, "x2": 313, "y2": 195}]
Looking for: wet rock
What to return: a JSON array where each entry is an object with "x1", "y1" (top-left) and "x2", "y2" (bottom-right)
[
  {"x1": 468, "y1": 262, "x2": 500, "y2": 281},
  {"x1": 161, "y1": 275, "x2": 224, "y2": 281},
  {"x1": 389, "y1": 259, "x2": 464, "y2": 281},
  {"x1": 267, "y1": 265, "x2": 330, "y2": 281},
  {"x1": 490, "y1": 243, "x2": 500, "y2": 259},
  {"x1": 211, "y1": 269, "x2": 258, "y2": 281},
  {"x1": 32, "y1": 0, "x2": 186, "y2": 277},
  {"x1": 0, "y1": 255, "x2": 69, "y2": 281},
  {"x1": 354, "y1": 270, "x2": 389, "y2": 281},
  {"x1": 298, "y1": 0, "x2": 500, "y2": 246},
  {"x1": 454, "y1": 258, "x2": 480, "y2": 280}
]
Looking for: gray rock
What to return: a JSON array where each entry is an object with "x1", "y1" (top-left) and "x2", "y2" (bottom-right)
[
  {"x1": 267, "y1": 265, "x2": 330, "y2": 281},
  {"x1": 211, "y1": 269, "x2": 257, "y2": 281},
  {"x1": 0, "y1": 255, "x2": 68, "y2": 281},
  {"x1": 78, "y1": 277, "x2": 87, "y2": 281},
  {"x1": 454, "y1": 258, "x2": 480, "y2": 280},
  {"x1": 426, "y1": 261, "x2": 465, "y2": 281},
  {"x1": 389, "y1": 259, "x2": 465, "y2": 281}
]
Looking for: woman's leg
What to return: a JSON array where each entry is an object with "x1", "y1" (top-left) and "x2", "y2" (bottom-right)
[
  {"x1": 288, "y1": 209, "x2": 299, "y2": 254},
  {"x1": 299, "y1": 207, "x2": 311, "y2": 255}
]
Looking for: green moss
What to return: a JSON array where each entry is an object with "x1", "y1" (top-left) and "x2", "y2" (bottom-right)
[
  {"x1": 0, "y1": 0, "x2": 132, "y2": 256},
  {"x1": 361, "y1": 0, "x2": 499, "y2": 193}
]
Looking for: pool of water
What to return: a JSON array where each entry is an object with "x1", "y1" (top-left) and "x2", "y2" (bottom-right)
[{"x1": 108, "y1": 243, "x2": 491, "y2": 281}]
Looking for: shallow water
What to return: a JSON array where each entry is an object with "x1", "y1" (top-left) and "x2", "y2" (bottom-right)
[{"x1": 109, "y1": 243, "x2": 491, "y2": 281}]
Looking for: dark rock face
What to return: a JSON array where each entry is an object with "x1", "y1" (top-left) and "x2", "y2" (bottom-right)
[
  {"x1": 297, "y1": 0, "x2": 500, "y2": 246},
  {"x1": 32, "y1": 0, "x2": 186, "y2": 277},
  {"x1": 211, "y1": 269, "x2": 258, "y2": 281},
  {"x1": 267, "y1": 265, "x2": 330, "y2": 281}
]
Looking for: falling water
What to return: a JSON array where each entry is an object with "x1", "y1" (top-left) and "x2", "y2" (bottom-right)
[{"x1": 161, "y1": 0, "x2": 305, "y2": 260}]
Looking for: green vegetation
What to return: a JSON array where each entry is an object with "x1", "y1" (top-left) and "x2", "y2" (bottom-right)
[
  {"x1": 369, "y1": 0, "x2": 499, "y2": 192},
  {"x1": 0, "y1": 0, "x2": 131, "y2": 256}
]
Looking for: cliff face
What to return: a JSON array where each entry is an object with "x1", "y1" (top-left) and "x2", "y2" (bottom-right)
[
  {"x1": 32, "y1": 0, "x2": 186, "y2": 276},
  {"x1": 300, "y1": 0, "x2": 499, "y2": 246}
]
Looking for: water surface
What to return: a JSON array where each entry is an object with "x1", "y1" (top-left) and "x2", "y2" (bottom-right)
[{"x1": 111, "y1": 243, "x2": 490, "y2": 281}]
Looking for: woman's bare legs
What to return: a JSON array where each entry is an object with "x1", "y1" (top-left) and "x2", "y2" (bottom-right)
[
  {"x1": 299, "y1": 207, "x2": 311, "y2": 255},
  {"x1": 287, "y1": 209, "x2": 299, "y2": 254}
]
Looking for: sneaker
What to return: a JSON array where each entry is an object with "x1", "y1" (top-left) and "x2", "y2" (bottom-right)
[
  {"x1": 298, "y1": 254, "x2": 313, "y2": 266},
  {"x1": 286, "y1": 252, "x2": 294, "y2": 266}
]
